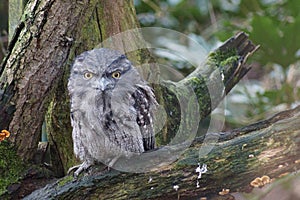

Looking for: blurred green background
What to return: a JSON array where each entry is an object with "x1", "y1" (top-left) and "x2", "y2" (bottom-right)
[
  {"x1": 1, "y1": 0, "x2": 299, "y2": 128},
  {"x1": 134, "y1": 0, "x2": 300, "y2": 128}
]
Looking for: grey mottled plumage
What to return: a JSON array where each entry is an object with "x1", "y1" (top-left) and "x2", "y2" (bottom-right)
[{"x1": 68, "y1": 48, "x2": 157, "y2": 176}]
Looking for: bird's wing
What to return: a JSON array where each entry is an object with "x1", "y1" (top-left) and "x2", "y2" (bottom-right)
[{"x1": 133, "y1": 85, "x2": 157, "y2": 151}]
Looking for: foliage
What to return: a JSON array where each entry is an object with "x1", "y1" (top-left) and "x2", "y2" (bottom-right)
[
  {"x1": 216, "y1": 0, "x2": 300, "y2": 68},
  {"x1": 135, "y1": 0, "x2": 300, "y2": 127},
  {"x1": 214, "y1": 0, "x2": 300, "y2": 125},
  {"x1": 135, "y1": 0, "x2": 212, "y2": 34}
]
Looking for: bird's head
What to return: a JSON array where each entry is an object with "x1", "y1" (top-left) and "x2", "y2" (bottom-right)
[{"x1": 68, "y1": 48, "x2": 144, "y2": 112}]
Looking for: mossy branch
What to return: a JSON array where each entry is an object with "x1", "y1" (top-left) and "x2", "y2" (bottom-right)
[
  {"x1": 181, "y1": 32, "x2": 259, "y2": 119},
  {"x1": 157, "y1": 32, "x2": 259, "y2": 144},
  {"x1": 22, "y1": 105, "x2": 300, "y2": 200}
]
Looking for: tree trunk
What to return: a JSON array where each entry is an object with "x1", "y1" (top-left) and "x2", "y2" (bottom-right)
[{"x1": 1, "y1": 0, "x2": 102, "y2": 161}]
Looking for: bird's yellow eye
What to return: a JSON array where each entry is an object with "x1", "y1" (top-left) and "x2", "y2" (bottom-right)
[
  {"x1": 112, "y1": 71, "x2": 121, "y2": 79},
  {"x1": 84, "y1": 72, "x2": 93, "y2": 79}
]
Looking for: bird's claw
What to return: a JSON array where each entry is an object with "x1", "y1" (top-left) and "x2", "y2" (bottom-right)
[{"x1": 67, "y1": 161, "x2": 92, "y2": 178}]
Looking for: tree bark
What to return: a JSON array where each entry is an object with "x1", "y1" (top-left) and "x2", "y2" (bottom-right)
[{"x1": 0, "y1": 0, "x2": 102, "y2": 161}]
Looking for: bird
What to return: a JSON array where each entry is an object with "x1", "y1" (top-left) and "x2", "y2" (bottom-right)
[{"x1": 67, "y1": 48, "x2": 157, "y2": 177}]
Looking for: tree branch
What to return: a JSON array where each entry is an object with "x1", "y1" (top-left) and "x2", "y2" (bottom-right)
[
  {"x1": 182, "y1": 32, "x2": 259, "y2": 118},
  {"x1": 22, "y1": 105, "x2": 300, "y2": 200}
]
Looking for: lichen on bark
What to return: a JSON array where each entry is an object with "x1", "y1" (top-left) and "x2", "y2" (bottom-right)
[{"x1": 0, "y1": 141, "x2": 25, "y2": 195}]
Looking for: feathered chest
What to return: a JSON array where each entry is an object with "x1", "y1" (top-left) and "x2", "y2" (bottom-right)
[{"x1": 97, "y1": 87, "x2": 153, "y2": 132}]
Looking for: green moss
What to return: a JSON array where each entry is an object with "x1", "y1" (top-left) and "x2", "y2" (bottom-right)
[
  {"x1": 46, "y1": 88, "x2": 77, "y2": 175},
  {"x1": 0, "y1": 141, "x2": 25, "y2": 195},
  {"x1": 207, "y1": 48, "x2": 239, "y2": 71},
  {"x1": 57, "y1": 175, "x2": 73, "y2": 187},
  {"x1": 220, "y1": 55, "x2": 239, "y2": 66},
  {"x1": 155, "y1": 83, "x2": 181, "y2": 145},
  {"x1": 182, "y1": 77, "x2": 211, "y2": 118},
  {"x1": 185, "y1": 77, "x2": 207, "y2": 98}
]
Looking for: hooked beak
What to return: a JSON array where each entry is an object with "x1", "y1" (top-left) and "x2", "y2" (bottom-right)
[{"x1": 98, "y1": 78, "x2": 111, "y2": 91}]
